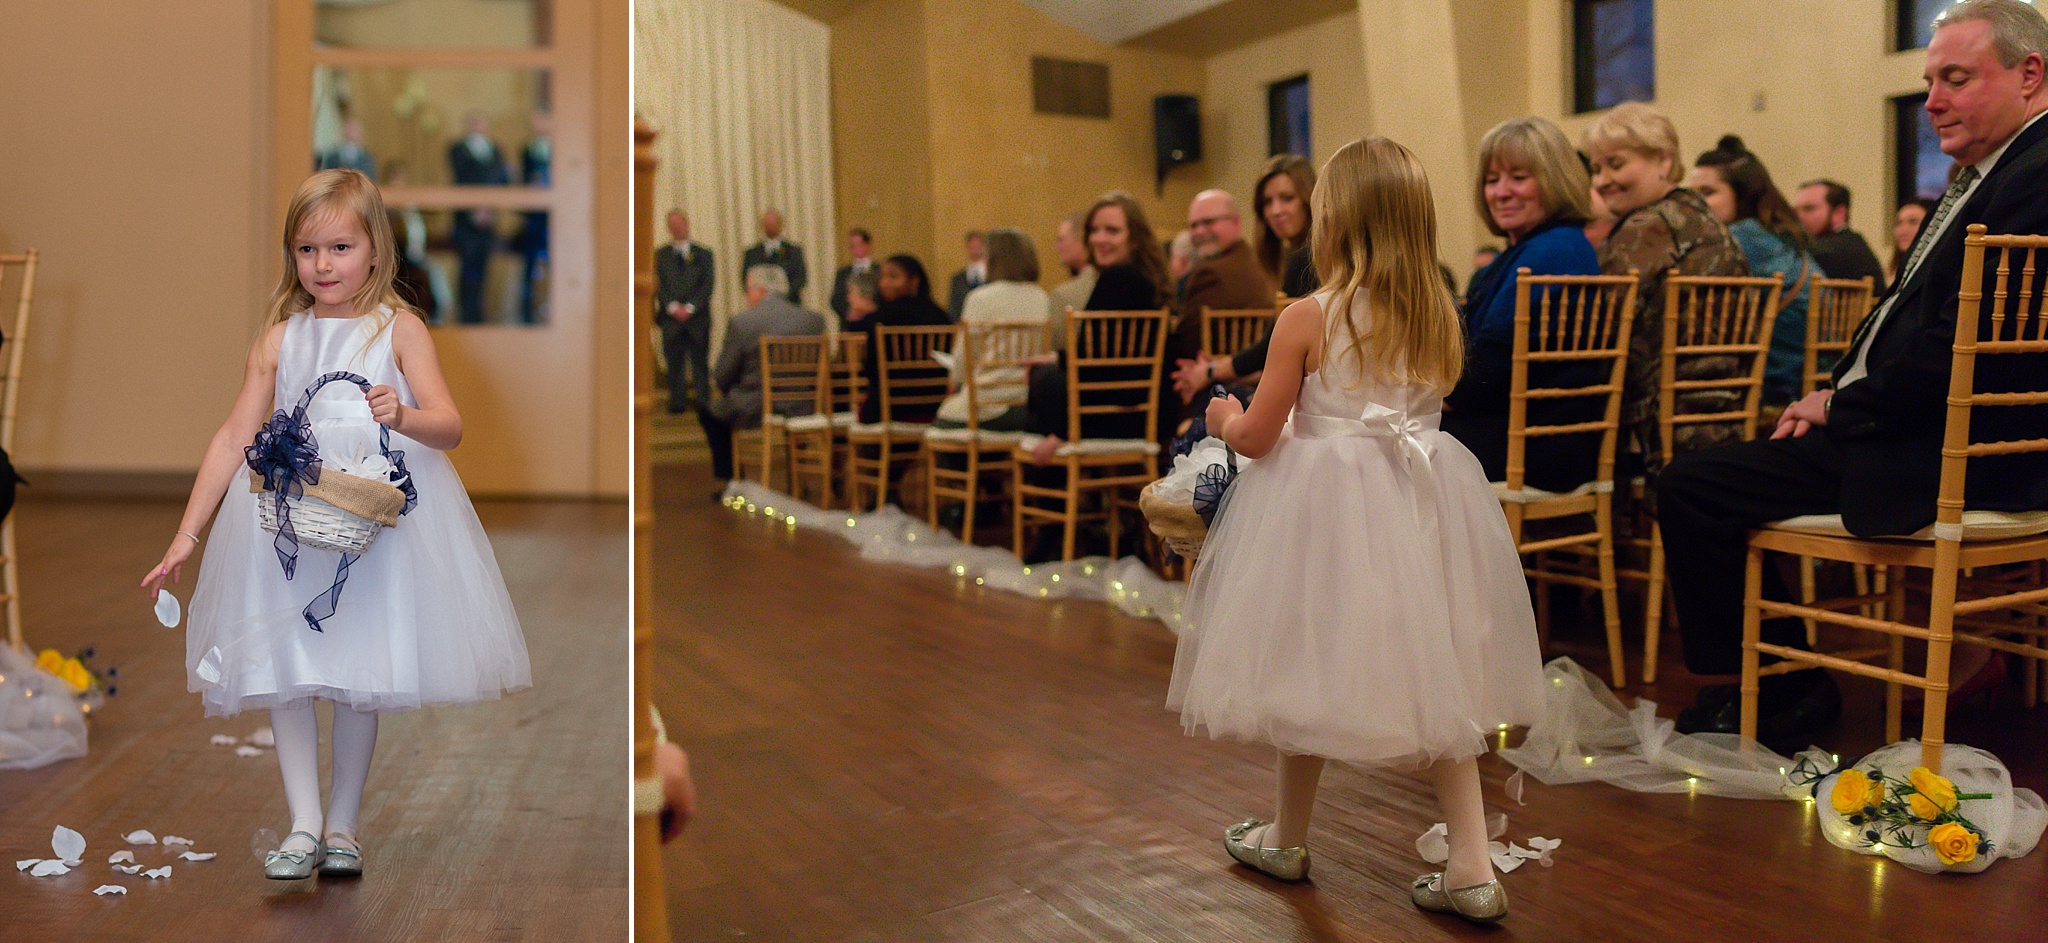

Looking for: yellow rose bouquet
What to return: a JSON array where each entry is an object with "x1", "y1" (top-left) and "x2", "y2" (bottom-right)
[
  {"x1": 1817, "y1": 747, "x2": 2005, "y2": 872},
  {"x1": 32, "y1": 646, "x2": 116, "y2": 716}
]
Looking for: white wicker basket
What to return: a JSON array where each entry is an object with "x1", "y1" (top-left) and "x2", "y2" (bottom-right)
[
  {"x1": 256, "y1": 490, "x2": 383, "y2": 555},
  {"x1": 250, "y1": 371, "x2": 410, "y2": 558}
]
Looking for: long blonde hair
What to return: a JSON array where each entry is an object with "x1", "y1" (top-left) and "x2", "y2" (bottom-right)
[
  {"x1": 265, "y1": 169, "x2": 408, "y2": 340},
  {"x1": 1311, "y1": 136, "x2": 1463, "y2": 391}
]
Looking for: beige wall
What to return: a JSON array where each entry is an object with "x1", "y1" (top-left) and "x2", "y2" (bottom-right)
[
  {"x1": 831, "y1": 0, "x2": 1207, "y2": 286},
  {"x1": 0, "y1": 2, "x2": 271, "y2": 476},
  {"x1": 1201, "y1": 9, "x2": 1369, "y2": 210}
]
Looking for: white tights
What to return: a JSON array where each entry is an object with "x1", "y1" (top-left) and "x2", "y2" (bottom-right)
[
  {"x1": 1258, "y1": 751, "x2": 1497, "y2": 890},
  {"x1": 269, "y1": 703, "x2": 380, "y2": 853}
]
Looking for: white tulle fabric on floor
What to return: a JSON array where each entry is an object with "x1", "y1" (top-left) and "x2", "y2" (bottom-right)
[
  {"x1": 0, "y1": 644, "x2": 88, "y2": 770},
  {"x1": 720, "y1": 481, "x2": 1187, "y2": 629}
]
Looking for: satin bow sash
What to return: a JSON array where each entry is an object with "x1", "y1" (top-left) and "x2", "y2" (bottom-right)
[{"x1": 1289, "y1": 403, "x2": 1442, "y2": 539}]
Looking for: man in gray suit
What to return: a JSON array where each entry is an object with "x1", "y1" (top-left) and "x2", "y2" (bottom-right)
[
  {"x1": 697, "y1": 265, "x2": 828, "y2": 493},
  {"x1": 741, "y1": 208, "x2": 806, "y2": 303},
  {"x1": 654, "y1": 209, "x2": 715, "y2": 412}
]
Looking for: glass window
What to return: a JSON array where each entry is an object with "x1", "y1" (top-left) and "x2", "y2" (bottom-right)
[
  {"x1": 1894, "y1": 92, "x2": 1950, "y2": 203},
  {"x1": 382, "y1": 204, "x2": 551, "y2": 325},
  {"x1": 312, "y1": 65, "x2": 552, "y2": 188},
  {"x1": 316, "y1": 0, "x2": 553, "y2": 50},
  {"x1": 1896, "y1": 0, "x2": 1954, "y2": 51},
  {"x1": 1572, "y1": 0, "x2": 1654, "y2": 114},
  {"x1": 1267, "y1": 74, "x2": 1310, "y2": 158}
]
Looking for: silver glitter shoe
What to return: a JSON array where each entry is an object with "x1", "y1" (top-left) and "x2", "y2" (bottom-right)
[
  {"x1": 318, "y1": 833, "x2": 363, "y2": 878},
  {"x1": 1410, "y1": 872, "x2": 1508, "y2": 923},
  {"x1": 264, "y1": 831, "x2": 325, "y2": 881},
  {"x1": 1223, "y1": 819, "x2": 1310, "y2": 881}
]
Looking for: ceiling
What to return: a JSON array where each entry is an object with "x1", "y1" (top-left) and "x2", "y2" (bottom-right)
[{"x1": 765, "y1": 0, "x2": 1359, "y2": 57}]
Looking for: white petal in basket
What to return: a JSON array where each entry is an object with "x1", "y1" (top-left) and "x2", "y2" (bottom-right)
[
  {"x1": 178, "y1": 851, "x2": 216, "y2": 861},
  {"x1": 93, "y1": 885, "x2": 128, "y2": 896},
  {"x1": 53, "y1": 825, "x2": 86, "y2": 865},
  {"x1": 123, "y1": 830, "x2": 157, "y2": 845},
  {"x1": 154, "y1": 589, "x2": 182, "y2": 628},
  {"x1": 108, "y1": 850, "x2": 135, "y2": 864}
]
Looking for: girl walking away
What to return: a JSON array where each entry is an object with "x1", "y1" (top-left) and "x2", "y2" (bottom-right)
[
  {"x1": 142, "y1": 169, "x2": 531, "y2": 881},
  {"x1": 1168, "y1": 137, "x2": 1546, "y2": 923}
]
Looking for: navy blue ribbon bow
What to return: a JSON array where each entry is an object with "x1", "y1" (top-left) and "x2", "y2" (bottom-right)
[{"x1": 245, "y1": 370, "x2": 418, "y2": 631}]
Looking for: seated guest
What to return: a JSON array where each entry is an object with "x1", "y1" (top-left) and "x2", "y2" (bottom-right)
[
  {"x1": 1169, "y1": 155, "x2": 1319, "y2": 399},
  {"x1": 1659, "y1": 0, "x2": 2048, "y2": 740},
  {"x1": 1889, "y1": 197, "x2": 1938, "y2": 287},
  {"x1": 829, "y1": 227, "x2": 878, "y2": 326},
  {"x1": 1046, "y1": 211, "x2": 1096, "y2": 346},
  {"x1": 1689, "y1": 135, "x2": 1823, "y2": 405},
  {"x1": 857, "y1": 254, "x2": 953, "y2": 424},
  {"x1": 697, "y1": 265, "x2": 828, "y2": 494},
  {"x1": 1439, "y1": 116, "x2": 1604, "y2": 492},
  {"x1": 934, "y1": 228, "x2": 1048, "y2": 430},
  {"x1": 1024, "y1": 191, "x2": 1172, "y2": 461},
  {"x1": 1793, "y1": 178, "x2": 1887, "y2": 286},
  {"x1": 1467, "y1": 243, "x2": 1502, "y2": 299},
  {"x1": 843, "y1": 269, "x2": 880, "y2": 325},
  {"x1": 1164, "y1": 189, "x2": 1274, "y2": 432},
  {"x1": 1585, "y1": 101, "x2": 1748, "y2": 471},
  {"x1": 1168, "y1": 230, "x2": 1197, "y2": 295}
]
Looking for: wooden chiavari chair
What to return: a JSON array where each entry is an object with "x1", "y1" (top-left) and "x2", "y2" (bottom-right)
[
  {"x1": 924, "y1": 320, "x2": 1047, "y2": 542},
  {"x1": 1795, "y1": 277, "x2": 1881, "y2": 642},
  {"x1": 1012, "y1": 308, "x2": 1169, "y2": 561},
  {"x1": 732, "y1": 336, "x2": 826, "y2": 492},
  {"x1": 847, "y1": 325, "x2": 954, "y2": 511},
  {"x1": 1201, "y1": 306, "x2": 1275, "y2": 361},
  {"x1": 630, "y1": 116, "x2": 669, "y2": 943},
  {"x1": 1744, "y1": 226, "x2": 2048, "y2": 770},
  {"x1": 0, "y1": 249, "x2": 34, "y2": 653},
  {"x1": 1495, "y1": 270, "x2": 1639, "y2": 688},
  {"x1": 785, "y1": 332, "x2": 864, "y2": 507}
]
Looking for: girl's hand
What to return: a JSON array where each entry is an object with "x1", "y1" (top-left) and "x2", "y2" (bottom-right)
[
  {"x1": 140, "y1": 535, "x2": 197, "y2": 599},
  {"x1": 1204, "y1": 390, "x2": 1245, "y2": 434},
  {"x1": 367, "y1": 385, "x2": 405, "y2": 427}
]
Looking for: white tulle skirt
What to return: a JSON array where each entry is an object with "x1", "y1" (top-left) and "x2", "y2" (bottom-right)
[
  {"x1": 1166, "y1": 422, "x2": 1546, "y2": 767},
  {"x1": 187, "y1": 431, "x2": 532, "y2": 718}
]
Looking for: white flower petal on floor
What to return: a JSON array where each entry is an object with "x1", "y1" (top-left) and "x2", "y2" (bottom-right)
[
  {"x1": 29, "y1": 859, "x2": 70, "y2": 876},
  {"x1": 248, "y1": 726, "x2": 275, "y2": 747},
  {"x1": 1486, "y1": 812, "x2": 1507, "y2": 839},
  {"x1": 161, "y1": 835, "x2": 192, "y2": 847},
  {"x1": 1487, "y1": 840, "x2": 1523, "y2": 872},
  {"x1": 143, "y1": 866, "x2": 170, "y2": 879},
  {"x1": 112, "y1": 864, "x2": 144, "y2": 875},
  {"x1": 93, "y1": 885, "x2": 127, "y2": 896},
  {"x1": 1505, "y1": 769, "x2": 1527, "y2": 805},
  {"x1": 108, "y1": 850, "x2": 134, "y2": 864},
  {"x1": 122, "y1": 830, "x2": 156, "y2": 845},
  {"x1": 52, "y1": 825, "x2": 85, "y2": 865},
  {"x1": 209, "y1": 734, "x2": 238, "y2": 746},
  {"x1": 234, "y1": 745, "x2": 263, "y2": 757},
  {"x1": 17, "y1": 858, "x2": 41, "y2": 871},
  {"x1": 177, "y1": 851, "x2": 215, "y2": 861},
  {"x1": 1526, "y1": 836, "x2": 1561, "y2": 867},
  {"x1": 1414, "y1": 822, "x2": 1449, "y2": 864}
]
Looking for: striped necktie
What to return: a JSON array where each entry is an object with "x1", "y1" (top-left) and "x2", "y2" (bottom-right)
[
  {"x1": 1898, "y1": 164, "x2": 1978, "y2": 288},
  {"x1": 1838, "y1": 164, "x2": 1978, "y2": 385}
]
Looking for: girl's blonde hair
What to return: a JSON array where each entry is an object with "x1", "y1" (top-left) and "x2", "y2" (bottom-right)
[
  {"x1": 1311, "y1": 136, "x2": 1463, "y2": 392},
  {"x1": 265, "y1": 169, "x2": 408, "y2": 338}
]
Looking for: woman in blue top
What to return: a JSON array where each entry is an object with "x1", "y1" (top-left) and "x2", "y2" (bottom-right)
[
  {"x1": 1442, "y1": 116, "x2": 1604, "y2": 491},
  {"x1": 1688, "y1": 135, "x2": 1820, "y2": 405}
]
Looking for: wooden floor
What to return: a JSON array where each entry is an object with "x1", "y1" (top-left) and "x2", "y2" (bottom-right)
[
  {"x1": 651, "y1": 458, "x2": 2048, "y2": 943},
  {"x1": 0, "y1": 494, "x2": 628, "y2": 943}
]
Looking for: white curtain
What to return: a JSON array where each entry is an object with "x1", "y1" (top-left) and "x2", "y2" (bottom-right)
[{"x1": 635, "y1": 0, "x2": 837, "y2": 350}]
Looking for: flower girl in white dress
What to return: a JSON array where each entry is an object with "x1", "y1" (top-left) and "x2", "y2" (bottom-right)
[
  {"x1": 142, "y1": 170, "x2": 530, "y2": 881},
  {"x1": 1169, "y1": 136, "x2": 1546, "y2": 923}
]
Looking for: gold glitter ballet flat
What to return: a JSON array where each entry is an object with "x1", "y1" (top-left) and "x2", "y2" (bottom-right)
[
  {"x1": 1223, "y1": 819, "x2": 1310, "y2": 881},
  {"x1": 264, "y1": 831, "x2": 325, "y2": 880},
  {"x1": 318, "y1": 832, "x2": 363, "y2": 878},
  {"x1": 1410, "y1": 872, "x2": 1508, "y2": 923}
]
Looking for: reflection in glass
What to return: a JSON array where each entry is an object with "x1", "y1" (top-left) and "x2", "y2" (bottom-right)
[
  {"x1": 385, "y1": 204, "x2": 550, "y2": 326},
  {"x1": 312, "y1": 66, "x2": 551, "y2": 188},
  {"x1": 316, "y1": 0, "x2": 552, "y2": 50}
]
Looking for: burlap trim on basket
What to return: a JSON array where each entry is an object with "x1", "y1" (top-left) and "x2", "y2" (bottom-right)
[
  {"x1": 1138, "y1": 482, "x2": 1208, "y2": 561},
  {"x1": 248, "y1": 469, "x2": 406, "y2": 526}
]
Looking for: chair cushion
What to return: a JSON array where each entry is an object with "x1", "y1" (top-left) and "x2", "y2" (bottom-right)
[
  {"x1": 1491, "y1": 480, "x2": 1613, "y2": 505},
  {"x1": 1015, "y1": 435, "x2": 1159, "y2": 458},
  {"x1": 847, "y1": 420, "x2": 930, "y2": 437},
  {"x1": 1766, "y1": 510, "x2": 2048, "y2": 542},
  {"x1": 923, "y1": 426, "x2": 1029, "y2": 446}
]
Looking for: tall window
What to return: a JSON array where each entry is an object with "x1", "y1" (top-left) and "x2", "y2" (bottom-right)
[
  {"x1": 1267, "y1": 74, "x2": 1310, "y2": 158},
  {"x1": 1894, "y1": 92, "x2": 1951, "y2": 203},
  {"x1": 1896, "y1": 0, "x2": 1955, "y2": 51},
  {"x1": 1572, "y1": 0, "x2": 1654, "y2": 114}
]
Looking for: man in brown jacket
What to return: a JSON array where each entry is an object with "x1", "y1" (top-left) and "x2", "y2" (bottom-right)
[{"x1": 1167, "y1": 189, "x2": 1273, "y2": 435}]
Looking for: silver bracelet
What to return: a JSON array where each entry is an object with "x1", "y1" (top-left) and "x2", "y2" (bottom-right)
[{"x1": 176, "y1": 531, "x2": 201, "y2": 545}]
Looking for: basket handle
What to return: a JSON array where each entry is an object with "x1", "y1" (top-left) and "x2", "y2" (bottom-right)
[{"x1": 297, "y1": 370, "x2": 417, "y2": 516}]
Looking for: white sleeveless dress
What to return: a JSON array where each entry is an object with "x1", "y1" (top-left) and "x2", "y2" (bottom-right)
[
  {"x1": 187, "y1": 310, "x2": 532, "y2": 717},
  {"x1": 1167, "y1": 290, "x2": 1546, "y2": 767}
]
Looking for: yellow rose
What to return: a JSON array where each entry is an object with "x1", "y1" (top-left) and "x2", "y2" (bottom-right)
[
  {"x1": 60, "y1": 661, "x2": 91, "y2": 694},
  {"x1": 1831, "y1": 769, "x2": 1875, "y2": 814},
  {"x1": 1928, "y1": 822, "x2": 1979, "y2": 865},
  {"x1": 1909, "y1": 766, "x2": 1960, "y2": 820},
  {"x1": 36, "y1": 649, "x2": 63, "y2": 673}
]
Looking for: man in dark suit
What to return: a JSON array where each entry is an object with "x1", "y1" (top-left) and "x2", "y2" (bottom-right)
[
  {"x1": 1793, "y1": 179, "x2": 1887, "y2": 285},
  {"x1": 741, "y1": 209, "x2": 805, "y2": 303},
  {"x1": 317, "y1": 118, "x2": 377, "y2": 179},
  {"x1": 946, "y1": 230, "x2": 987, "y2": 321},
  {"x1": 515, "y1": 111, "x2": 551, "y2": 324},
  {"x1": 448, "y1": 111, "x2": 511, "y2": 323},
  {"x1": 698, "y1": 265, "x2": 828, "y2": 493},
  {"x1": 654, "y1": 209, "x2": 715, "y2": 413},
  {"x1": 828, "y1": 227, "x2": 876, "y2": 326},
  {"x1": 1658, "y1": 0, "x2": 2048, "y2": 741}
]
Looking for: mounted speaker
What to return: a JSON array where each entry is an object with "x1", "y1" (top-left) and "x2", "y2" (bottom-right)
[{"x1": 1154, "y1": 95, "x2": 1201, "y2": 193}]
